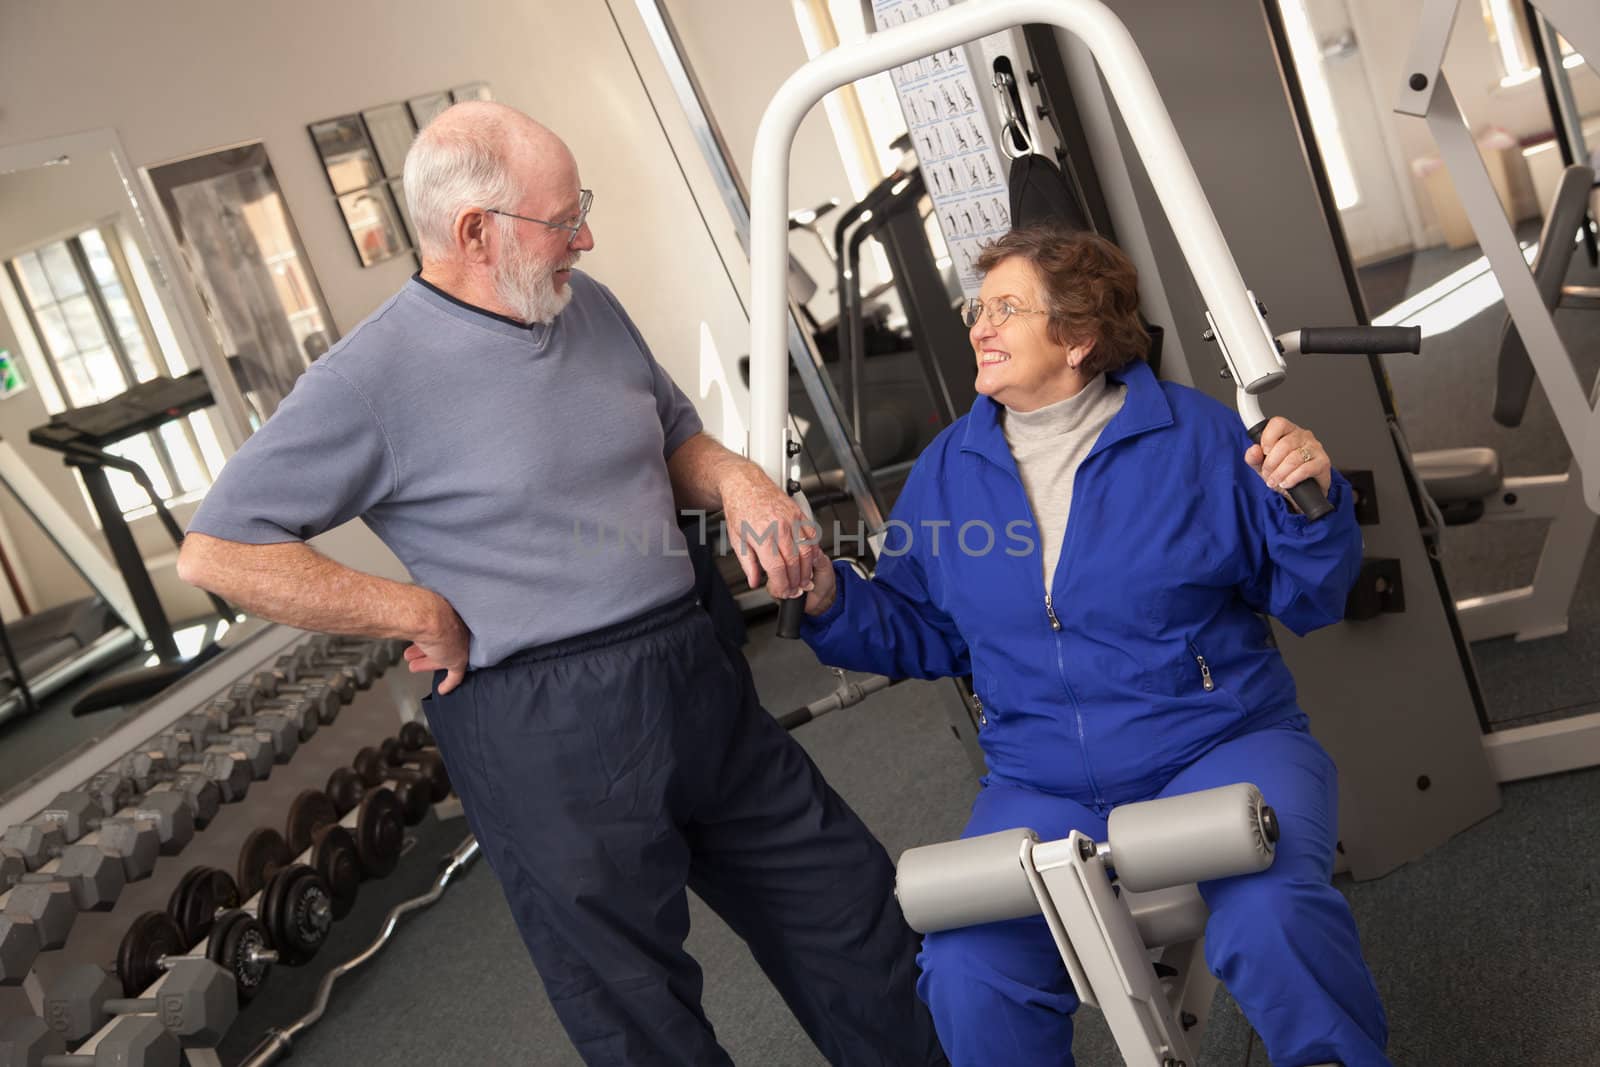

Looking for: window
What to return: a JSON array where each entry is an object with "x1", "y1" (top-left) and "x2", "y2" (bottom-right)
[
  {"x1": 1482, "y1": 0, "x2": 1584, "y2": 87},
  {"x1": 5, "y1": 225, "x2": 223, "y2": 517}
]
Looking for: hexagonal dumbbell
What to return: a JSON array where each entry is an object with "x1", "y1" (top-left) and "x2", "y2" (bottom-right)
[
  {"x1": 20, "y1": 843, "x2": 125, "y2": 913},
  {"x1": 0, "y1": 911, "x2": 42, "y2": 984},
  {"x1": 0, "y1": 850, "x2": 24, "y2": 892},
  {"x1": 140, "y1": 734, "x2": 244, "y2": 812},
  {"x1": 299, "y1": 639, "x2": 380, "y2": 689},
  {"x1": 113, "y1": 794, "x2": 193, "y2": 858},
  {"x1": 2, "y1": 820, "x2": 65, "y2": 873},
  {"x1": 126, "y1": 742, "x2": 224, "y2": 827},
  {"x1": 73, "y1": 821, "x2": 160, "y2": 885},
  {"x1": 329, "y1": 635, "x2": 406, "y2": 668},
  {"x1": 177, "y1": 749, "x2": 250, "y2": 806},
  {"x1": 78, "y1": 777, "x2": 137, "y2": 827},
  {"x1": 198, "y1": 736, "x2": 270, "y2": 786},
  {"x1": 43, "y1": 959, "x2": 237, "y2": 1049},
  {"x1": 273, "y1": 650, "x2": 357, "y2": 702},
  {"x1": 35, "y1": 793, "x2": 107, "y2": 845},
  {"x1": 3, "y1": 881, "x2": 76, "y2": 949},
  {"x1": 0, "y1": 1011, "x2": 180, "y2": 1066},
  {"x1": 220, "y1": 688, "x2": 321, "y2": 747},
  {"x1": 182, "y1": 702, "x2": 296, "y2": 769}
]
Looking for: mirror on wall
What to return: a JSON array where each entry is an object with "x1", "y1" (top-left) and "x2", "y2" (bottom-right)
[
  {"x1": 147, "y1": 142, "x2": 336, "y2": 425},
  {"x1": 0, "y1": 133, "x2": 245, "y2": 793}
]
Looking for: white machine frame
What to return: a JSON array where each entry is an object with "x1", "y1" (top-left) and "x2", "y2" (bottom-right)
[
  {"x1": 1021, "y1": 833, "x2": 1215, "y2": 1066},
  {"x1": 747, "y1": 0, "x2": 1301, "y2": 493},
  {"x1": 1395, "y1": 0, "x2": 1600, "y2": 783}
]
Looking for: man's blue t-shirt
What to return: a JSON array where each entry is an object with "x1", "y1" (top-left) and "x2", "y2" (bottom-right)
[{"x1": 188, "y1": 272, "x2": 703, "y2": 667}]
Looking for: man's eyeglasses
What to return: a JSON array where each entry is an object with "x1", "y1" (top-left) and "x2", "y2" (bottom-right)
[
  {"x1": 960, "y1": 296, "x2": 1047, "y2": 328},
  {"x1": 487, "y1": 188, "x2": 594, "y2": 247}
]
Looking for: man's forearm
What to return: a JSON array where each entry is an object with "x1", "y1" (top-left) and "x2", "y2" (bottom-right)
[
  {"x1": 177, "y1": 534, "x2": 446, "y2": 642},
  {"x1": 667, "y1": 432, "x2": 763, "y2": 511}
]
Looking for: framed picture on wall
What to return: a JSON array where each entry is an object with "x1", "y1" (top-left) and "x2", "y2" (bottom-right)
[
  {"x1": 449, "y1": 82, "x2": 493, "y2": 103},
  {"x1": 362, "y1": 103, "x2": 415, "y2": 179},
  {"x1": 308, "y1": 115, "x2": 382, "y2": 195},
  {"x1": 407, "y1": 92, "x2": 452, "y2": 131},
  {"x1": 337, "y1": 184, "x2": 409, "y2": 267},
  {"x1": 389, "y1": 178, "x2": 416, "y2": 247}
]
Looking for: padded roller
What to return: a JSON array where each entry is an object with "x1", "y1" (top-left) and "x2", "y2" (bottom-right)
[
  {"x1": 1106, "y1": 783, "x2": 1275, "y2": 893},
  {"x1": 895, "y1": 828, "x2": 1040, "y2": 934}
]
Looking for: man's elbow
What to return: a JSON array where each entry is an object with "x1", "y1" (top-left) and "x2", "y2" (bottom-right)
[{"x1": 176, "y1": 536, "x2": 219, "y2": 591}]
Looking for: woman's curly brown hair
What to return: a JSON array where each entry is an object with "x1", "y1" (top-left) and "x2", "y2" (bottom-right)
[{"x1": 974, "y1": 226, "x2": 1149, "y2": 377}]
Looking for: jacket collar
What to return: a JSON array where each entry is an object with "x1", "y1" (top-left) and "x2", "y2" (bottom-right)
[{"x1": 959, "y1": 359, "x2": 1174, "y2": 469}]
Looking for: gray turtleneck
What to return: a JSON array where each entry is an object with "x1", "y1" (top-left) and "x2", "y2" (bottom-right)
[{"x1": 1002, "y1": 374, "x2": 1127, "y2": 590}]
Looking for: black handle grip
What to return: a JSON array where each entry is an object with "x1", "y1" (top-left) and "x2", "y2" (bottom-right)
[
  {"x1": 776, "y1": 596, "x2": 806, "y2": 639},
  {"x1": 1287, "y1": 478, "x2": 1334, "y2": 521},
  {"x1": 1298, "y1": 325, "x2": 1421, "y2": 355},
  {"x1": 1249, "y1": 419, "x2": 1334, "y2": 521}
]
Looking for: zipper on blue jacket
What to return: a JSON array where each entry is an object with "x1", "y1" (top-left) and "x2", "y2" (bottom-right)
[
  {"x1": 1187, "y1": 639, "x2": 1216, "y2": 691},
  {"x1": 972, "y1": 692, "x2": 987, "y2": 727},
  {"x1": 982, "y1": 440, "x2": 1106, "y2": 807}
]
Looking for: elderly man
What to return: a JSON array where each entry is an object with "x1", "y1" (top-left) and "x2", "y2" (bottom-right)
[{"x1": 178, "y1": 102, "x2": 942, "y2": 1066}]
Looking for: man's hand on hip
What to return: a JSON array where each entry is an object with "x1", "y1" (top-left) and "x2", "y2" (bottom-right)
[
  {"x1": 403, "y1": 591, "x2": 471, "y2": 694},
  {"x1": 720, "y1": 467, "x2": 820, "y2": 602}
]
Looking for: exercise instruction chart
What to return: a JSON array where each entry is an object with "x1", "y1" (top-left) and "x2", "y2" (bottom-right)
[{"x1": 873, "y1": 0, "x2": 1011, "y2": 296}]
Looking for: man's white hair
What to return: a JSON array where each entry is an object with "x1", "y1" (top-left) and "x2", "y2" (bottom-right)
[{"x1": 403, "y1": 107, "x2": 521, "y2": 261}]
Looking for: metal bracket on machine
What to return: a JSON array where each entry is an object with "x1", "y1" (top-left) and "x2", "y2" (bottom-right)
[{"x1": 1393, "y1": 0, "x2": 1600, "y2": 513}]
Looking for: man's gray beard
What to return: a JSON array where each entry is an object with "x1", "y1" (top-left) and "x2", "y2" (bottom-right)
[{"x1": 494, "y1": 226, "x2": 575, "y2": 324}]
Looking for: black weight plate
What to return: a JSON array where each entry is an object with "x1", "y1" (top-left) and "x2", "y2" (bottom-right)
[
  {"x1": 378, "y1": 736, "x2": 403, "y2": 769},
  {"x1": 285, "y1": 790, "x2": 339, "y2": 856},
  {"x1": 409, "y1": 749, "x2": 452, "y2": 801},
  {"x1": 277, "y1": 866, "x2": 333, "y2": 964},
  {"x1": 325, "y1": 767, "x2": 364, "y2": 816},
  {"x1": 171, "y1": 867, "x2": 216, "y2": 948},
  {"x1": 355, "y1": 788, "x2": 404, "y2": 879},
  {"x1": 208, "y1": 910, "x2": 271, "y2": 1003},
  {"x1": 351, "y1": 747, "x2": 386, "y2": 788},
  {"x1": 398, "y1": 721, "x2": 433, "y2": 751},
  {"x1": 165, "y1": 866, "x2": 210, "y2": 939},
  {"x1": 237, "y1": 827, "x2": 292, "y2": 900},
  {"x1": 311, "y1": 824, "x2": 361, "y2": 917},
  {"x1": 392, "y1": 777, "x2": 429, "y2": 826},
  {"x1": 206, "y1": 867, "x2": 242, "y2": 911},
  {"x1": 257, "y1": 865, "x2": 287, "y2": 960},
  {"x1": 116, "y1": 910, "x2": 186, "y2": 998}
]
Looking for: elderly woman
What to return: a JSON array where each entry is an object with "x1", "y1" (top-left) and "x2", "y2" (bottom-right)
[{"x1": 800, "y1": 226, "x2": 1388, "y2": 1067}]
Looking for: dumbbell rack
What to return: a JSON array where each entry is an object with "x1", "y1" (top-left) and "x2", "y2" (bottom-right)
[{"x1": 0, "y1": 622, "x2": 471, "y2": 1065}]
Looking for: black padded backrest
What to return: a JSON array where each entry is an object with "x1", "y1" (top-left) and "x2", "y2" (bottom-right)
[
  {"x1": 1494, "y1": 163, "x2": 1595, "y2": 427},
  {"x1": 1005, "y1": 152, "x2": 1165, "y2": 375},
  {"x1": 1008, "y1": 152, "x2": 1090, "y2": 233}
]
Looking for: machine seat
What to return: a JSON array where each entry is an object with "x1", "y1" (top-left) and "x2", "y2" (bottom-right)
[{"x1": 1413, "y1": 446, "x2": 1503, "y2": 504}]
